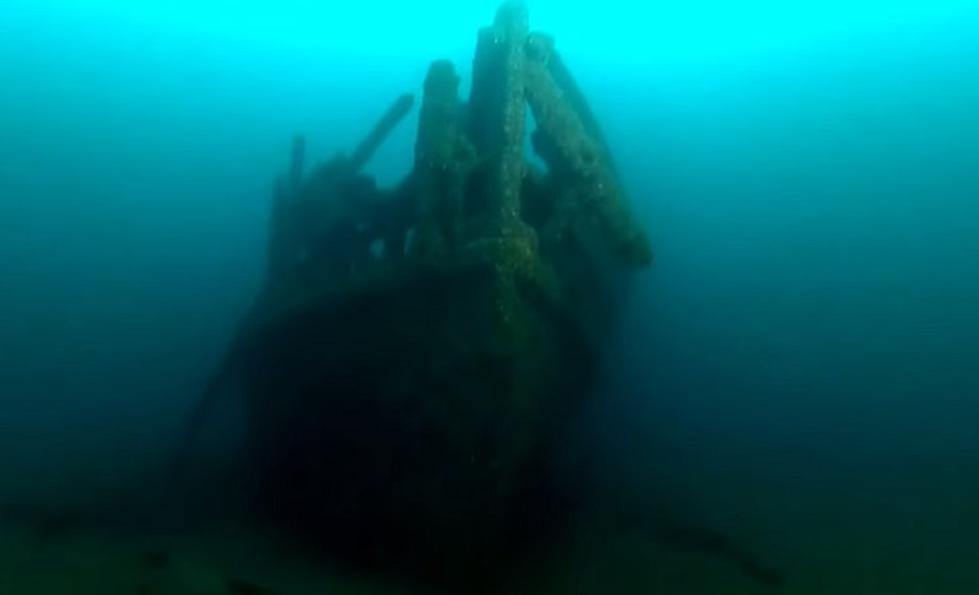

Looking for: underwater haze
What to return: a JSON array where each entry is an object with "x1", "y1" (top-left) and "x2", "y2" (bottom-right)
[{"x1": 2, "y1": 0, "x2": 979, "y2": 593}]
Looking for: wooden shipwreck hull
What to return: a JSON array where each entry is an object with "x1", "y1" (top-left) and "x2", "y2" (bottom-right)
[
  {"x1": 205, "y1": 1, "x2": 652, "y2": 584},
  {"x1": 239, "y1": 242, "x2": 599, "y2": 577}
]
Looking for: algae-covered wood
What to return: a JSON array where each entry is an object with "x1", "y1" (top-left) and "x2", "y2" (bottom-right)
[{"x1": 187, "y1": 1, "x2": 652, "y2": 589}]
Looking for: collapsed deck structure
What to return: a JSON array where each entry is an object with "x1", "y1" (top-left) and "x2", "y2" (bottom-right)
[{"x1": 202, "y1": 1, "x2": 652, "y2": 588}]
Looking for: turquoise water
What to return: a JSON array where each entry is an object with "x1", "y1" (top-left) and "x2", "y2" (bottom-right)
[{"x1": 2, "y1": 1, "x2": 979, "y2": 593}]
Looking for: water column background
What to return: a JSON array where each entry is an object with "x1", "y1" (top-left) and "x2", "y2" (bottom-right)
[{"x1": 1, "y1": 0, "x2": 978, "y2": 588}]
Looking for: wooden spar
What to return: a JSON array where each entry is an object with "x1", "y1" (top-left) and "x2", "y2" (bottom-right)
[
  {"x1": 524, "y1": 32, "x2": 652, "y2": 266},
  {"x1": 544, "y1": 48, "x2": 617, "y2": 174},
  {"x1": 349, "y1": 93, "x2": 415, "y2": 173}
]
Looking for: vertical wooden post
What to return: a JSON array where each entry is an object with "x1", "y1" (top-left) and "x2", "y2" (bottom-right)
[
  {"x1": 412, "y1": 61, "x2": 468, "y2": 256},
  {"x1": 468, "y1": 1, "x2": 530, "y2": 235}
]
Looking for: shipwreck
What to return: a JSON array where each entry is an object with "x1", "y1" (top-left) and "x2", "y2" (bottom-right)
[{"x1": 178, "y1": 2, "x2": 790, "y2": 591}]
